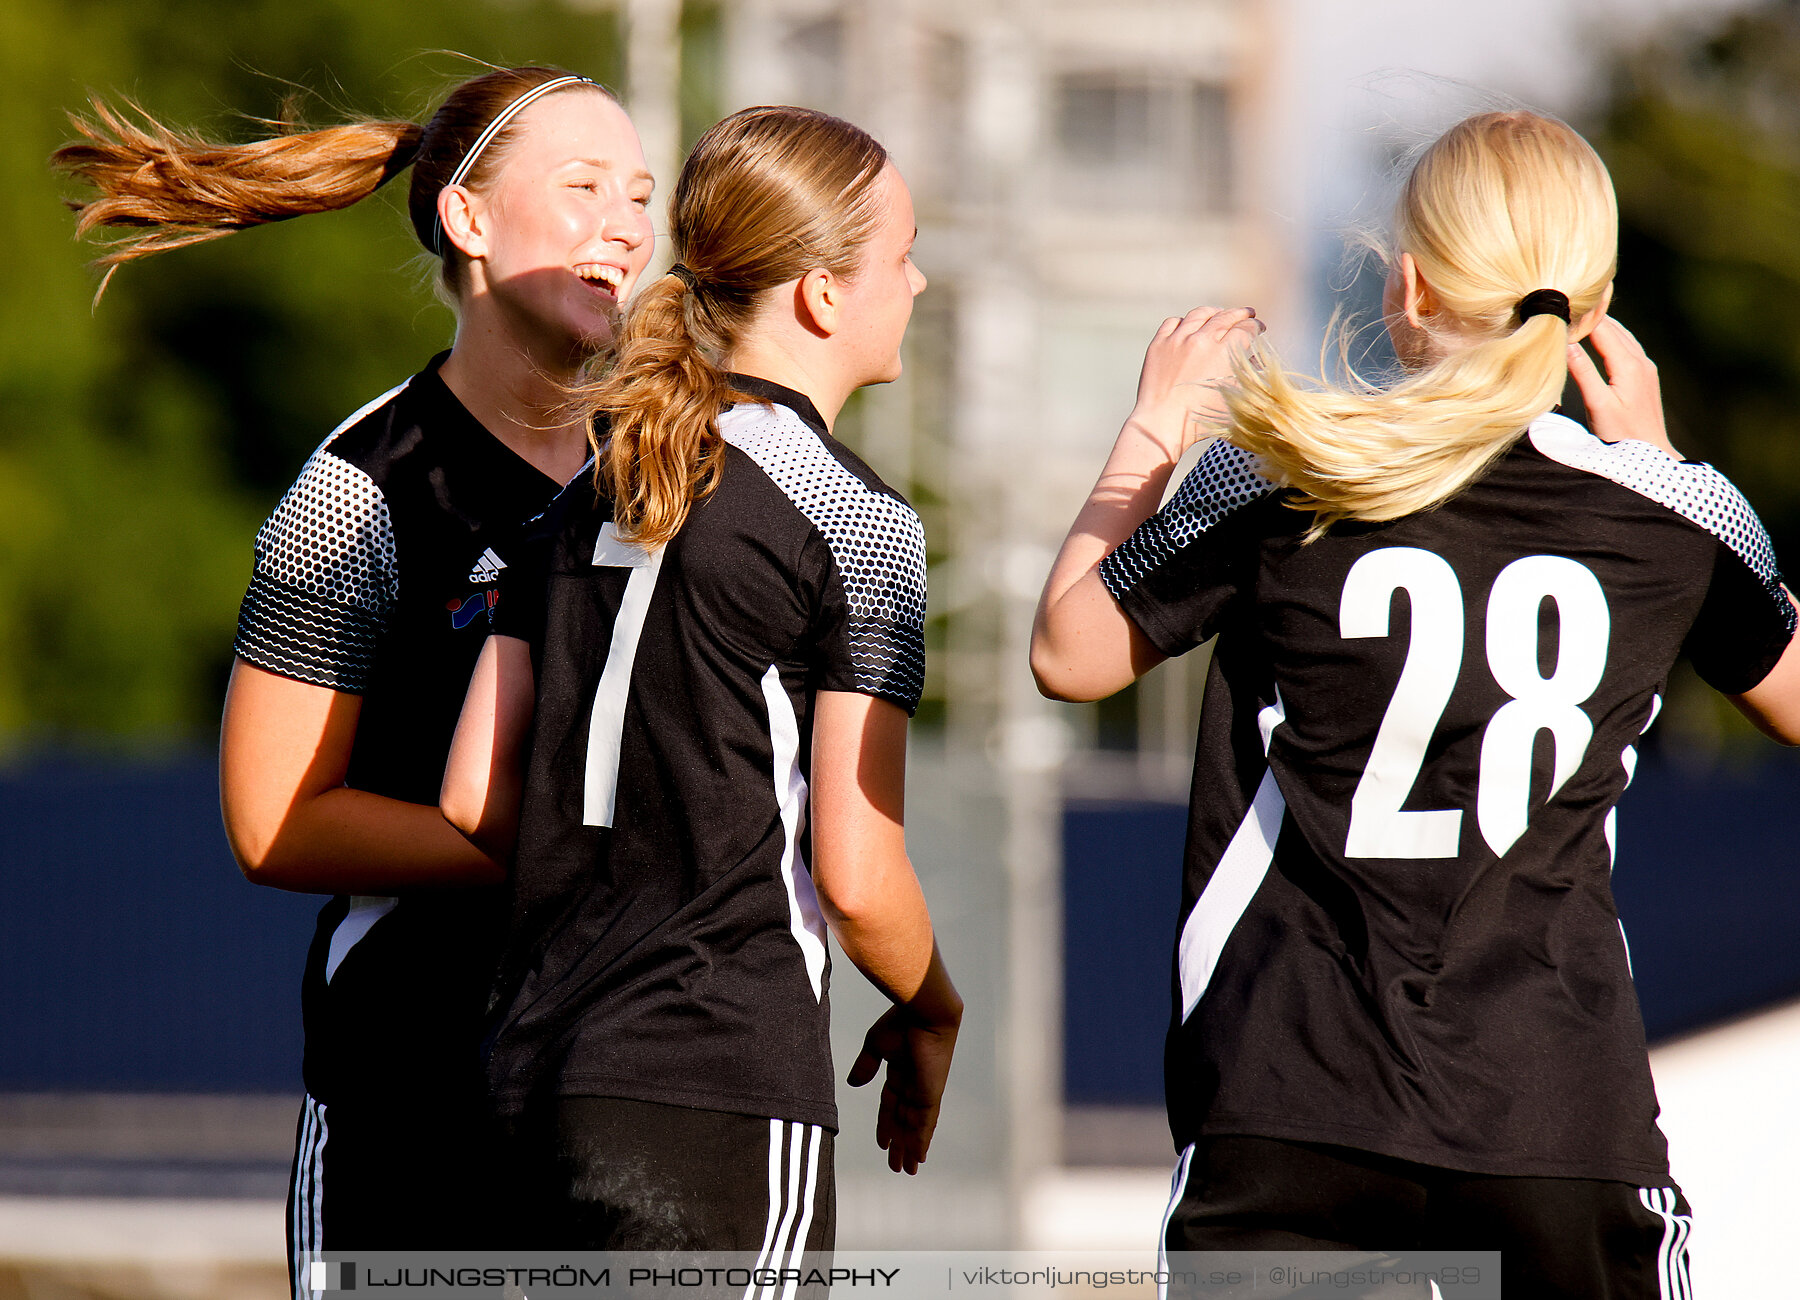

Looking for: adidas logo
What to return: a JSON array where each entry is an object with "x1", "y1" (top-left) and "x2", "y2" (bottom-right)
[{"x1": 468, "y1": 547, "x2": 507, "y2": 584}]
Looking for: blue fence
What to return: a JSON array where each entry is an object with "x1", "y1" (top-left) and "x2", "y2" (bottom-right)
[
  {"x1": 0, "y1": 755, "x2": 314, "y2": 1092},
  {"x1": 3, "y1": 750, "x2": 1797, "y2": 1103}
]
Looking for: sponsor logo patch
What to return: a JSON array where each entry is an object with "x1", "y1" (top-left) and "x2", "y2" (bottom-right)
[{"x1": 446, "y1": 590, "x2": 499, "y2": 629}]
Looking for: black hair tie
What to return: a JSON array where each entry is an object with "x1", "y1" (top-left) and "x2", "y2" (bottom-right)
[
  {"x1": 667, "y1": 263, "x2": 700, "y2": 292},
  {"x1": 1516, "y1": 288, "x2": 1571, "y2": 326}
]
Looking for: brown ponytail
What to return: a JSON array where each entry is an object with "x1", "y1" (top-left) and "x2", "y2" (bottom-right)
[
  {"x1": 51, "y1": 67, "x2": 613, "y2": 296},
  {"x1": 579, "y1": 105, "x2": 888, "y2": 548},
  {"x1": 54, "y1": 100, "x2": 421, "y2": 281},
  {"x1": 589, "y1": 274, "x2": 742, "y2": 549}
]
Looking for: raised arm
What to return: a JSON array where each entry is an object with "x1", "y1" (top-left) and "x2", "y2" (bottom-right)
[
  {"x1": 809, "y1": 689, "x2": 962, "y2": 1174},
  {"x1": 1031, "y1": 306, "x2": 1262, "y2": 702},
  {"x1": 1569, "y1": 318, "x2": 1800, "y2": 743},
  {"x1": 220, "y1": 660, "x2": 502, "y2": 892},
  {"x1": 441, "y1": 634, "x2": 538, "y2": 859}
]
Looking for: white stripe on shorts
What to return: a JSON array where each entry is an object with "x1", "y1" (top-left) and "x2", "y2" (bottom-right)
[
  {"x1": 760, "y1": 1122, "x2": 808, "y2": 1300},
  {"x1": 289, "y1": 1094, "x2": 328, "y2": 1299},
  {"x1": 1638, "y1": 1186, "x2": 1694, "y2": 1300},
  {"x1": 743, "y1": 1119, "x2": 826, "y2": 1300},
  {"x1": 747, "y1": 1120, "x2": 788, "y2": 1300},
  {"x1": 1157, "y1": 1143, "x2": 1196, "y2": 1300},
  {"x1": 780, "y1": 1125, "x2": 825, "y2": 1300}
]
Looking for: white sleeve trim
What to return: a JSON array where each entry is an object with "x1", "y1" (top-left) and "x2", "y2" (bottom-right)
[
  {"x1": 1100, "y1": 438, "x2": 1275, "y2": 598},
  {"x1": 251, "y1": 449, "x2": 399, "y2": 617},
  {"x1": 1528, "y1": 412, "x2": 1789, "y2": 615},
  {"x1": 720, "y1": 403, "x2": 928, "y2": 712}
]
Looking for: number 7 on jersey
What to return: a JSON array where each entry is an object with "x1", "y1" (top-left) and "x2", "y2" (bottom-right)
[{"x1": 583, "y1": 523, "x2": 664, "y2": 828}]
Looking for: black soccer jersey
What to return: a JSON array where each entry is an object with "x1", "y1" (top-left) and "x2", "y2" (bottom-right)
[
  {"x1": 484, "y1": 376, "x2": 928, "y2": 1130},
  {"x1": 1100, "y1": 413, "x2": 1795, "y2": 1183},
  {"x1": 233, "y1": 353, "x2": 563, "y2": 1105}
]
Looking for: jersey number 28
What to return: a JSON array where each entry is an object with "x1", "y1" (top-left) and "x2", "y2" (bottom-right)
[{"x1": 1340, "y1": 546, "x2": 1610, "y2": 860}]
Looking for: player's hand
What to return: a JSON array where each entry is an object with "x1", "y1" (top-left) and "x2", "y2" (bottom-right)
[
  {"x1": 846, "y1": 1004, "x2": 959, "y2": 1175},
  {"x1": 1567, "y1": 317, "x2": 1681, "y2": 460},
  {"x1": 1129, "y1": 305, "x2": 1264, "y2": 456}
]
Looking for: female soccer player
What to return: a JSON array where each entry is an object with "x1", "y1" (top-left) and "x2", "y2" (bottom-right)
[
  {"x1": 1033, "y1": 110, "x2": 1800, "y2": 1297},
  {"x1": 55, "y1": 67, "x2": 654, "y2": 1277},
  {"x1": 442, "y1": 104, "x2": 962, "y2": 1252}
]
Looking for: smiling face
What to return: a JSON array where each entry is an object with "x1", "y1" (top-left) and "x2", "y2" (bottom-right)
[
  {"x1": 450, "y1": 90, "x2": 655, "y2": 360},
  {"x1": 835, "y1": 164, "x2": 926, "y2": 388}
]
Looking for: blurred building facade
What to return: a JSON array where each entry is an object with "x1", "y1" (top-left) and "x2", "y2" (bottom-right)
[
  {"x1": 697, "y1": 0, "x2": 1274, "y2": 1246},
  {"x1": 710, "y1": 0, "x2": 1274, "y2": 769}
]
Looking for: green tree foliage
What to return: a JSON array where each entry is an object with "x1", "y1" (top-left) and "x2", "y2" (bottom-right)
[
  {"x1": 1585, "y1": 4, "x2": 1800, "y2": 752},
  {"x1": 0, "y1": 0, "x2": 622, "y2": 745},
  {"x1": 1589, "y1": 3, "x2": 1800, "y2": 563}
]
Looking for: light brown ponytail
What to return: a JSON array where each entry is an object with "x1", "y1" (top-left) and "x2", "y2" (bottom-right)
[
  {"x1": 54, "y1": 101, "x2": 421, "y2": 283},
  {"x1": 588, "y1": 274, "x2": 742, "y2": 548},
  {"x1": 578, "y1": 105, "x2": 888, "y2": 548},
  {"x1": 1224, "y1": 111, "x2": 1619, "y2": 535},
  {"x1": 51, "y1": 67, "x2": 613, "y2": 298}
]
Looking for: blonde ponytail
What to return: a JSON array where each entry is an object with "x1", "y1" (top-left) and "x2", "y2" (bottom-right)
[
  {"x1": 1227, "y1": 111, "x2": 1618, "y2": 534},
  {"x1": 576, "y1": 105, "x2": 888, "y2": 549}
]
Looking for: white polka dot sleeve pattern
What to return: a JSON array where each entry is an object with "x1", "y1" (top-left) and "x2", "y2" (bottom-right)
[
  {"x1": 234, "y1": 447, "x2": 399, "y2": 693},
  {"x1": 1528, "y1": 413, "x2": 1796, "y2": 634},
  {"x1": 720, "y1": 403, "x2": 928, "y2": 713},
  {"x1": 1099, "y1": 438, "x2": 1276, "y2": 600}
]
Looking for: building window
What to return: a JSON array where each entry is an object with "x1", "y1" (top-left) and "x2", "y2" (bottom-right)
[{"x1": 1054, "y1": 72, "x2": 1233, "y2": 216}]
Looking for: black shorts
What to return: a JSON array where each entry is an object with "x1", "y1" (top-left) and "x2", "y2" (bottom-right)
[
  {"x1": 508, "y1": 1096, "x2": 836, "y2": 1255},
  {"x1": 288, "y1": 1091, "x2": 508, "y2": 1297},
  {"x1": 1161, "y1": 1136, "x2": 1692, "y2": 1300}
]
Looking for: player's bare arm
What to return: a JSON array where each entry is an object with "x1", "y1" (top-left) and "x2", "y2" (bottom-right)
[
  {"x1": 809, "y1": 688, "x2": 962, "y2": 1175},
  {"x1": 442, "y1": 634, "x2": 537, "y2": 859},
  {"x1": 221, "y1": 660, "x2": 502, "y2": 893},
  {"x1": 1031, "y1": 305, "x2": 1262, "y2": 702}
]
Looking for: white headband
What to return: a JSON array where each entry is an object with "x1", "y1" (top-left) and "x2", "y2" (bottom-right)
[{"x1": 431, "y1": 74, "x2": 595, "y2": 256}]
